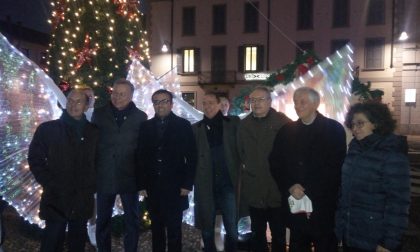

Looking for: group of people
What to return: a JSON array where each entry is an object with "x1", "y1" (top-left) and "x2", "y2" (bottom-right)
[{"x1": 27, "y1": 78, "x2": 410, "y2": 252}]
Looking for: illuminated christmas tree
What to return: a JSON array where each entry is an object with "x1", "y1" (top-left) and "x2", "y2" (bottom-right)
[{"x1": 46, "y1": 0, "x2": 150, "y2": 107}]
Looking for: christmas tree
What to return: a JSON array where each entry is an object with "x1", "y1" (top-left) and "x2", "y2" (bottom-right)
[{"x1": 46, "y1": 0, "x2": 150, "y2": 107}]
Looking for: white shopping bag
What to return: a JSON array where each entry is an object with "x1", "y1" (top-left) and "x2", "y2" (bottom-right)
[{"x1": 288, "y1": 195, "x2": 313, "y2": 214}]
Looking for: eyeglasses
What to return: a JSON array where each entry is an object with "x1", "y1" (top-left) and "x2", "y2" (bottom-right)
[
  {"x1": 351, "y1": 120, "x2": 369, "y2": 129},
  {"x1": 249, "y1": 97, "x2": 270, "y2": 104},
  {"x1": 152, "y1": 99, "x2": 171, "y2": 106}
]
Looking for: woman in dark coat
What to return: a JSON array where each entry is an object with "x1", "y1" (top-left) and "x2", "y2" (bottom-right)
[{"x1": 335, "y1": 102, "x2": 410, "y2": 252}]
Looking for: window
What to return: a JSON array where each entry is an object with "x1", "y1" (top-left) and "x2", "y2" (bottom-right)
[
  {"x1": 245, "y1": 46, "x2": 257, "y2": 71},
  {"x1": 182, "y1": 7, "x2": 195, "y2": 36},
  {"x1": 179, "y1": 48, "x2": 200, "y2": 74},
  {"x1": 332, "y1": 0, "x2": 349, "y2": 27},
  {"x1": 296, "y1": 41, "x2": 314, "y2": 57},
  {"x1": 244, "y1": 2, "x2": 259, "y2": 33},
  {"x1": 213, "y1": 4, "x2": 226, "y2": 34},
  {"x1": 365, "y1": 38, "x2": 385, "y2": 69},
  {"x1": 297, "y1": 0, "x2": 313, "y2": 30},
  {"x1": 367, "y1": 0, "x2": 385, "y2": 25},
  {"x1": 331, "y1": 39, "x2": 350, "y2": 53},
  {"x1": 238, "y1": 45, "x2": 264, "y2": 72},
  {"x1": 183, "y1": 49, "x2": 195, "y2": 73},
  {"x1": 211, "y1": 46, "x2": 226, "y2": 83}
]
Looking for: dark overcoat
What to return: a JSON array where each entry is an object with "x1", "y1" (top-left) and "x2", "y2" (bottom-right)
[
  {"x1": 192, "y1": 115, "x2": 241, "y2": 230},
  {"x1": 269, "y1": 112, "x2": 347, "y2": 231},
  {"x1": 335, "y1": 134, "x2": 410, "y2": 251},
  {"x1": 92, "y1": 102, "x2": 147, "y2": 194},
  {"x1": 237, "y1": 108, "x2": 290, "y2": 216},
  {"x1": 138, "y1": 112, "x2": 197, "y2": 215},
  {"x1": 28, "y1": 117, "x2": 98, "y2": 221}
]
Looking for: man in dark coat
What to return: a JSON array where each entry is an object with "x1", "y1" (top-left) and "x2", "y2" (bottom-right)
[
  {"x1": 92, "y1": 79, "x2": 147, "y2": 252},
  {"x1": 193, "y1": 92, "x2": 240, "y2": 252},
  {"x1": 28, "y1": 89, "x2": 99, "y2": 251},
  {"x1": 238, "y1": 86, "x2": 291, "y2": 252},
  {"x1": 0, "y1": 197, "x2": 6, "y2": 251},
  {"x1": 269, "y1": 87, "x2": 347, "y2": 252},
  {"x1": 138, "y1": 89, "x2": 196, "y2": 252}
]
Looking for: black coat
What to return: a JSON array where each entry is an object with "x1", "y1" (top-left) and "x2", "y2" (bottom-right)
[
  {"x1": 28, "y1": 118, "x2": 98, "y2": 221},
  {"x1": 92, "y1": 103, "x2": 147, "y2": 194},
  {"x1": 193, "y1": 115, "x2": 241, "y2": 230},
  {"x1": 138, "y1": 112, "x2": 197, "y2": 215},
  {"x1": 269, "y1": 112, "x2": 346, "y2": 231}
]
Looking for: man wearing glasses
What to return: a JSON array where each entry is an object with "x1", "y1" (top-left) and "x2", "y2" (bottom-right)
[
  {"x1": 92, "y1": 79, "x2": 147, "y2": 252},
  {"x1": 137, "y1": 89, "x2": 197, "y2": 252},
  {"x1": 237, "y1": 86, "x2": 290, "y2": 252}
]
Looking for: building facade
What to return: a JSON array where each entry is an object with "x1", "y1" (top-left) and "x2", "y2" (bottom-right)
[
  {"x1": 0, "y1": 18, "x2": 49, "y2": 69},
  {"x1": 149, "y1": 0, "x2": 420, "y2": 133}
]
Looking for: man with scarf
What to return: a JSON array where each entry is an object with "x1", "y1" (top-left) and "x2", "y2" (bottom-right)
[
  {"x1": 193, "y1": 92, "x2": 240, "y2": 252},
  {"x1": 92, "y1": 79, "x2": 147, "y2": 252},
  {"x1": 28, "y1": 89, "x2": 99, "y2": 251}
]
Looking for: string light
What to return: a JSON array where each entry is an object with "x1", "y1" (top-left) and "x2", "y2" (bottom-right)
[{"x1": 0, "y1": 33, "x2": 63, "y2": 228}]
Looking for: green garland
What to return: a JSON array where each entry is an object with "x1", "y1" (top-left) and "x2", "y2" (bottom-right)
[
  {"x1": 231, "y1": 50, "x2": 321, "y2": 115},
  {"x1": 265, "y1": 50, "x2": 321, "y2": 87},
  {"x1": 351, "y1": 77, "x2": 384, "y2": 101}
]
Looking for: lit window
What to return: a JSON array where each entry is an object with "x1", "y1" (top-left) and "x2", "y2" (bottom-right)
[
  {"x1": 245, "y1": 46, "x2": 257, "y2": 71},
  {"x1": 183, "y1": 49, "x2": 195, "y2": 73}
]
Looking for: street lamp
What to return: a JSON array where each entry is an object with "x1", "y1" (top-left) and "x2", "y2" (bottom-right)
[
  {"x1": 399, "y1": 31, "x2": 409, "y2": 41},
  {"x1": 161, "y1": 42, "x2": 169, "y2": 53},
  {"x1": 161, "y1": 41, "x2": 173, "y2": 69}
]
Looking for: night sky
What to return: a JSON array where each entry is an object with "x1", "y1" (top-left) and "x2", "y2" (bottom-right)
[
  {"x1": 0, "y1": 0, "x2": 52, "y2": 34},
  {"x1": 0, "y1": 0, "x2": 149, "y2": 34}
]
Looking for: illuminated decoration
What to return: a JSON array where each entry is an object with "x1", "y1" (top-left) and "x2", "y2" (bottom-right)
[
  {"x1": 271, "y1": 45, "x2": 354, "y2": 123},
  {"x1": 127, "y1": 58, "x2": 202, "y2": 123},
  {"x1": 0, "y1": 33, "x2": 65, "y2": 228},
  {"x1": 74, "y1": 34, "x2": 98, "y2": 70},
  {"x1": 233, "y1": 45, "x2": 354, "y2": 124},
  {"x1": 47, "y1": 0, "x2": 151, "y2": 107},
  {"x1": 114, "y1": 0, "x2": 140, "y2": 18},
  {"x1": 48, "y1": 0, "x2": 66, "y2": 30},
  {"x1": 265, "y1": 50, "x2": 320, "y2": 87}
]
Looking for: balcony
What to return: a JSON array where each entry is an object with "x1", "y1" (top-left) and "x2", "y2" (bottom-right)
[{"x1": 198, "y1": 71, "x2": 237, "y2": 85}]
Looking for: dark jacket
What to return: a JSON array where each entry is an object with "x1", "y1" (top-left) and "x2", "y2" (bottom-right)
[
  {"x1": 92, "y1": 102, "x2": 147, "y2": 194},
  {"x1": 269, "y1": 112, "x2": 346, "y2": 231},
  {"x1": 193, "y1": 114, "x2": 241, "y2": 230},
  {"x1": 237, "y1": 108, "x2": 290, "y2": 214},
  {"x1": 28, "y1": 114, "x2": 98, "y2": 221},
  {"x1": 335, "y1": 134, "x2": 410, "y2": 251},
  {"x1": 138, "y1": 112, "x2": 197, "y2": 214}
]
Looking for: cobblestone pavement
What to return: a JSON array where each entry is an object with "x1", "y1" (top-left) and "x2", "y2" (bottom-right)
[
  {"x1": 2, "y1": 198, "x2": 420, "y2": 252},
  {"x1": 1, "y1": 206, "x2": 201, "y2": 252}
]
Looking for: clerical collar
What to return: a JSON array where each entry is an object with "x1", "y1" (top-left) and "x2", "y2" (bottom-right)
[{"x1": 301, "y1": 113, "x2": 317, "y2": 125}]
